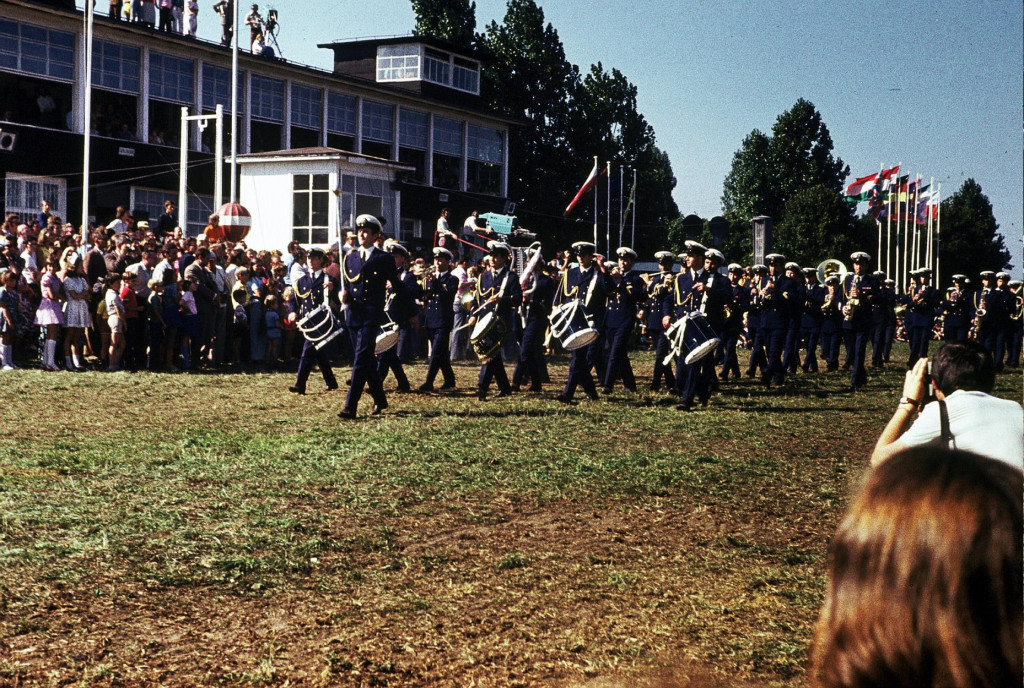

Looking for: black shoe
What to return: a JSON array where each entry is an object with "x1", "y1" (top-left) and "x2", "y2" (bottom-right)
[
  {"x1": 395, "y1": 385, "x2": 412, "y2": 394},
  {"x1": 719, "y1": 373, "x2": 729, "y2": 381},
  {"x1": 556, "y1": 393, "x2": 574, "y2": 404},
  {"x1": 477, "y1": 388, "x2": 487, "y2": 401},
  {"x1": 337, "y1": 408, "x2": 356, "y2": 419},
  {"x1": 417, "y1": 383, "x2": 435, "y2": 393},
  {"x1": 288, "y1": 385, "x2": 305, "y2": 395},
  {"x1": 371, "y1": 403, "x2": 386, "y2": 416},
  {"x1": 585, "y1": 392, "x2": 599, "y2": 401},
  {"x1": 492, "y1": 389, "x2": 510, "y2": 399},
  {"x1": 601, "y1": 387, "x2": 613, "y2": 395},
  {"x1": 649, "y1": 383, "x2": 661, "y2": 391},
  {"x1": 439, "y1": 382, "x2": 456, "y2": 391},
  {"x1": 676, "y1": 401, "x2": 693, "y2": 412},
  {"x1": 528, "y1": 385, "x2": 543, "y2": 392},
  {"x1": 325, "y1": 383, "x2": 339, "y2": 391}
]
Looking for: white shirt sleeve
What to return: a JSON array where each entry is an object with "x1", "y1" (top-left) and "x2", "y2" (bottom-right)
[{"x1": 899, "y1": 400, "x2": 941, "y2": 447}]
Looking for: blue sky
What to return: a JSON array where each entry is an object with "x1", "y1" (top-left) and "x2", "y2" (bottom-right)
[{"x1": 180, "y1": 0, "x2": 1022, "y2": 274}]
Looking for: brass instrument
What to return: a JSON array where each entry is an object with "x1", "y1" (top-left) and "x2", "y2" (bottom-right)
[
  {"x1": 821, "y1": 294, "x2": 836, "y2": 316},
  {"x1": 843, "y1": 274, "x2": 862, "y2": 322},
  {"x1": 816, "y1": 258, "x2": 848, "y2": 285}
]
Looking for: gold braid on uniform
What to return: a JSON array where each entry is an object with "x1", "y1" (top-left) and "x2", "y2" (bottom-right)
[
  {"x1": 342, "y1": 258, "x2": 362, "y2": 284},
  {"x1": 674, "y1": 274, "x2": 695, "y2": 309},
  {"x1": 477, "y1": 274, "x2": 501, "y2": 300},
  {"x1": 559, "y1": 270, "x2": 579, "y2": 299}
]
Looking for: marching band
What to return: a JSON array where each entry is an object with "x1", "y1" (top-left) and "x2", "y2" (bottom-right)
[{"x1": 287, "y1": 215, "x2": 1021, "y2": 418}]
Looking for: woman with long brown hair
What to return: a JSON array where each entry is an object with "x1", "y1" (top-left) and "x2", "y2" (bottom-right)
[{"x1": 811, "y1": 447, "x2": 1022, "y2": 688}]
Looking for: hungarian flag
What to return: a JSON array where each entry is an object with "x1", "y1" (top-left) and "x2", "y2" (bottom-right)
[
  {"x1": 845, "y1": 165, "x2": 901, "y2": 200},
  {"x1": 564, "y1": 161, "x2": 607, "y2": 216}
]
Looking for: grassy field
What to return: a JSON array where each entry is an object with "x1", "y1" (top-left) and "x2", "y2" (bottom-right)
[{"x1": 0, "y1": 344, "x2": 1018, "y2": 687}]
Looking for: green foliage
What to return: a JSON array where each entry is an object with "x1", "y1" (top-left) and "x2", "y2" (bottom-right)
[
  {"x1": 773, "y1": 184, "x2": 857, "y2": 265},
  {"x1": 938, "y1": 178, "x2": 1013, "y2": 276},
  {"x1": 722, "y1": 100, "x2": 850, "y2": 263},
  {"x1": 410, "y1": 0, "x2": 478, "y2": 46}
]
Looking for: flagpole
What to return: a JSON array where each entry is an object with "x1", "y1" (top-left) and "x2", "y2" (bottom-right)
[
  {"x1": 901, "y1": 178, "x2": 909, "y2": 292},
  {"x1": 886, "y1": 181, "x2": 893, "y2": 279},
  {"x1": 592, "y1": 156, "x2": 598, "y2": 249},
  {"x1": 80, "y1": 0, "x2": 95, "y2": 247},
  {"x1": 606, "y1": 160, "x2": 611, "y2": 257},
  {"x1": 229, "y1": 0, "x2": 240, "y2": 203},
  {"x1": 631, "y1": 168, "x2": 637, "y2": 249},
  {"x1": 935, "y1": 183, "x2": 942, "y2": 287},
  {"x1": 876, "y1": 163, "x2": 883, "y2": 265},
  {"x1": 617, "y1": 166, "x2": 624, "y2": 250},
  {"x1": 927, "y1": 175, "x2": 934, "y2": 270}
]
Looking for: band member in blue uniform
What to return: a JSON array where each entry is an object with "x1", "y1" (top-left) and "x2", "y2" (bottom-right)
[
  {"x1": 469, "y1": 241, "x2": 522, "y2": 400},
  {"x1": 881, "y1": 278, "x2": 898, "y2": 362},
  {"x1": 418, "y1": 247, "x2": 459, "y2": 392},
  {"x1": 800, "y1": 267, "x2": 825, "y2": 373},
  {"x1": 820, "y1": 275, "x2": 844, "y2": 370},
  {"x1": 869, "y1": 270, "x2": 892, "y2": 367},
  {"x1": 719, "y1": 263, "x2": 749, "y2": 380},
  {"x1": 288, "y1": 247, "x2": 339, "y2": 395},
  {"x1": 992, "y1": 272, "x2": 1015, "y2": 372},
  {"x1": 1006, "y1": 279, "x2": 1023, "y2": 368},
  {"x1": 903, "y1": 267, "x2": 939, "y2": 368},
  {"x1": 838, "y1": 251, "x2": 878, "y2": 391},
  {"x1": 940, "y1": 274, "x2": 971, "y2": 343},
  {"x1": 338, "y1": 214, "x2": 402, "y2": 419},
  {"x1": 759, "y1": 253, "x2": 798, "y2": 387},
  {"x1": 555, "y1": 241, "x2": 612, "y2": 403},
  {"x1": 376, "y1": 240, "x2": 420, "y2": 393},
  {"x1": 602, "y1": 247, "x2": 647, "y2": 393},
  {"x1": 744, "y1": 264, "x2": 768, "y2": 378},
  {"x1": 645, "y1": 250, "x2": 676, "y2": 391},
  {"x1": 512, "y1": 250, "x2": 554, "y2": 392},
  {"x1": 782, "y1": 261, "x2": 805, "y2": 374}
]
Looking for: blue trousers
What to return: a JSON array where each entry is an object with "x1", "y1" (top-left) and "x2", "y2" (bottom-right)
[
  {"x1": 563, "y1": 345, "x2": 597, "y2": 400},
  {"x1": 377, "y1": 327, "x2": 411, "y2": 389},
  {"x1": 908, "y1": 325, "x2": 931, "y2": 367},
  {"x1": 346, "y1": 324, "x2": 387, "y2": 411},
  {"x1": 763, "y1": 324, "x2": 788, "y2": 384},
  {"x1": 843, "y1": 327, "x2": 870, "y2": 388},
  {"x1": 801, "y1": 326, "x2": 821, "y2": 372},
  {"x1": 512, "y1": 318, "x2": 546, "y2": 389},
  {"x1": 782, "y1": 319, "x2": 801, "y2": 372},
  {"x1": 650, "y1": 328, "x2": 675, "y2": 389},
  {"x1": 602, "y1": 324, "x2": 636, "y2": 391},
  {"x1": 478, "y1": 347, "x2": 511, "y2": 394},
  {"x1": 423, "y1": 327, "x2": 455, "y2": 387},
  {"x1": 295, "y1": 338, "x2": 338, "y2": 392}
]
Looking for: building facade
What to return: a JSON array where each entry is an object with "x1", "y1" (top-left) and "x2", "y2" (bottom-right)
[{"x1": 0, "y1": 0, "x2": 513, "y2": 248}]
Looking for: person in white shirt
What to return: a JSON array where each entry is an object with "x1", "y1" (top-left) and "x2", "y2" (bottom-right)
[
  {"x1": 449, "y1": 256, "x2": 475, "y2": 361},
  {"x1": 871, "y1": 339, "x2": 1023, "y2": 471},
  {"x1": 106, "y1": 206, "x2": 130, "y2": 235}
]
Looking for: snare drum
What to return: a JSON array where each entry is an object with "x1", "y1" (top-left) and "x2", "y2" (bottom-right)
[
  {"x1": 375, "y1": 321, "x2": 400, "y2": 355},
  {"x1": 470, "y1": 311, "x2": 508, "y2": 361},
  {"x1": 665, "y1": 311, "x2": 720, "y2": 365},
  {"x1": 548, "y1": 301, "x2": 598, "y2": 351},
  {"x1": 297, "y1": 303, "x2": 344, "y2": 350}
]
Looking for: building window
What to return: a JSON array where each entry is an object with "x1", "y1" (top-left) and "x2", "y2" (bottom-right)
[
  {"x1": 361, "y1": 100, "x2": 393, "y2": 159},
  {"x1": 327, "y1": 92, "x2": 355, "y2": 135},
  {"x1": 422, "y1": 49, "x2": 450, "y2": 86},
  {"x1": 132, "y1": 187, "x2": 213, "y2": 236},
  {"x1": 398, "y1": 218, "x2": 422, "y2": 243},
  {"x1": 398, "y1": 108, "x2": 428, "y2": 184},
  {"x1": 0, "y1": 72, "x2": 72, "y2": 130},
  {"x1": 376, "y1": 44, "x2": 420, "y2": 82},
  {"x1": 92, "y1": 90, "x2": 137, "y2": 140},
  {"x1": 452, "y1": 57, "x2": 479, "y2": 94},
  {"x1": 0, "y1": 19, "x2": 75, "y2": 81},
  {"x1": 4, "y1": 173, "x2": 66, "y2": 224},
  {"x1": 202, "y1": 63, "x2": 241, "y2": 114},
  {"x1": 432, "y1": 116, "x2": 462, "y2": 190},
  {"x1": 290, "y1": 83, "x2": 321, "y2": 129},
  {"x1": 293, "y1": 174, "x2": 330, "y2": 245},
  {"x1": 149, "y1": 52, "x2": 194, "y2": 104},
  {"x1": 92, "y1": 41, "x2": 140, "y2": 93},
  {"x1": 467, "y1": 124, "x2": 503, "y2": 195},
  {"x1": 250, "y1": 75, "x2": 284, "y2": 122}
]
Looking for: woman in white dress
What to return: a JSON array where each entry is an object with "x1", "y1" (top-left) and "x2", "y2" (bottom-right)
[
  {"x1": 33, "y1": 254, "x2": 64, "y2": 371},
  {"x1": 61, "y1": 250, "x2": 91, "y2": 371}
]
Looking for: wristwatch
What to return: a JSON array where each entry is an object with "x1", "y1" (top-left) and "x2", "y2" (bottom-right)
[{"x1": 899, "y1": 397, "x2": 923, "y2": 408}]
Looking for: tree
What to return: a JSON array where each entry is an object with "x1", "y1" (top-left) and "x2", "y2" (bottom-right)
[
  {"x1": 721, "y1": 99, "x2": 849, "y2": 242},
  {"x1": 773, "y1": 184, "x2": 857, "y2": 266},
  {"x1": 410, "y1": 0, "x2": 478, "y2": 47},
  {"x1": 938, "y1": 179, "x2": 1012, "y2": 278}
]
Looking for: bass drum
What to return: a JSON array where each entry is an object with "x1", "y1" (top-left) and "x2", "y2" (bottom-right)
[
  {"x1": 296, "y1": 303, "x2": 344, "y2": 351},
  {"x1": 667, "y1": 311, "x2": 720, "y2": 365},
  {"x1": 470, "y1": 311, "x2": 508, "y2": 362}
]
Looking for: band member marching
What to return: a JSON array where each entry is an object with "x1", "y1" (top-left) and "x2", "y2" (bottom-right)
[
  {"x1": 376, "y1": 240, "x2": 420, "y2": 393},
  {"x1": 903, "y1": 267, "x2": 939, "y2": 368},
  {"x1": 820, "y1": 275, "x2": 844, "y2": 371},
  {"x1": 512, "y1": 249, "x2": 554, "y2": 392},
  {"x1": 869, "y1": 271, "x2": 893, "y2": 367},
  {"x1": 418, "y1": 247, "x2": 459, "y2": 392},
  {"x1": 337, "y1": 214, "x2": 403, "y2": 419},
  {"x1": 940, "y1": 274, "x2": 971, "y2": 343},
  {"x1": 602, "y1": 246, "x2": 647, "y2": 393},
  {"x1": 288, "y1": 247, "x2": 339, "y2": 395},
  {"x1": 800, "y1": 267, "x2": 825, "y2": 373},
  {"x1": 760, "y1": 253, "x2": 798, "y2": 387},
  {"x1": 469, "y1": 241, "x2": 522, "y2": 400},
  {"x1": 838, "y1": 251, "x2": 878, "y2": 391},
  {"x1": 645, "y1": 251, "x2": 677, "y2": 391},
  {"x1": 555, "y1": 241, "x2": 612, "y2": 404},
  {"x1": 781, "y1": 261, "x2": 805, "y2": 375},
  {"x1": 744, "y1": 264, "x2": 768, "y2": 378},
  {"x1": 719, "y1": 263, "x2": 749, "y2": 380}
]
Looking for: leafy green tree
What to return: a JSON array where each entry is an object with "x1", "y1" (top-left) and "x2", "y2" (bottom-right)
[
  {"x1": 773, "y1": 184, "x2": 856, "y2": 266},
  {"x1": 721, "y1": 99, "x2": 849, "y2": 244},
  {"x1": 938, "y1": 178, "x2": 1012, "y2": 278},
  {"x1": 410, "y1": 0, "x2": 478, "y2": 46}
]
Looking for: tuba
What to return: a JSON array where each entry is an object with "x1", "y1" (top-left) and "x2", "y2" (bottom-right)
[{"x1": 816, "y1": 258, "x2": 848, "y2": 285}]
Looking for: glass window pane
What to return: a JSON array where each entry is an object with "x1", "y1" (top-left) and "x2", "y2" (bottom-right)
[
  {"x1": 293, "y1": 192, "x2": 309, "y2": 226},
  {"x1": 293, "y1": 175, "x2": 309, "y2": 190},
  {"x1": 433, "y1": 116, "x2": 462, "y2": 156},
  {"x1": 312, "y1": 174, "x2": 329, "y2": 190},
  {"x1": 361, "y1": 100, "x2": 393, "y2": 143},
  {"x1": 311, "y1": 192, "x2": 328, "y2": 226},
  {"x1": 327, "y1": 92, "x2": 355, "y2": 135},
  {"x1": 398, "y1": 108, "x2": 428, "y2": 149}
]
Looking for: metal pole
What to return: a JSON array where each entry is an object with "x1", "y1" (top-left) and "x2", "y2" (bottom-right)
[
  {"x1": 592, "y1": 156, "x2": 598, "y2": 249},
  {"x1": 605, "y1": 160, "x2": 611, "y2": 257},
  {"x1": 179, "y1": 106, "x2": 189, "y2": 236},
  {"x1": 80, "y1": 0, "x2": 95, "y2": 248},
  {"x1": 935, "y1": 184, "x2": 942, "y2": 286},
  {"x1": 230, "y1": 0, "x2": 239, "y2": 203},
  {"x1": 876, "y1": 163, "x2": 883, "y2": 266},
  {"x1": 631, "y1": 168, "x2": 636, "y2": 249},
  {"x1": 214, "y1": 104, "x2": 224, "y2": 211},
  {"x1": 617, "y1": 166, "x2": 623, "y2": 249}
]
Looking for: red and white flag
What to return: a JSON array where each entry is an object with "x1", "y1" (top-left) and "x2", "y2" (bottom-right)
[{"x1": 564, "y1": 161, "x2": 607, "y2": 216}]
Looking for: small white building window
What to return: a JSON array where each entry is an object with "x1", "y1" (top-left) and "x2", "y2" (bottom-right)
[{"x1": 292, "y1": 174, "x2": 330, "y2": 245}]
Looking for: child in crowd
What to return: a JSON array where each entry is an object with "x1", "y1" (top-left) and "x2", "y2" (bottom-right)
[
  {"x1": 231, "y1": 267, "x2": 251, "y2": 363},
  {"x1": 281, "y1": 285, "x2": 297, "y2": 365},
  {"x1": 161, "y1": 270, "x2": 182, "y2": 370},
  {"x1": 104, "y1": 273, "x2": 126, "y2": 371},
  {"x1": 179, "y1": 277, "x2": 199, "y2": 370},
  {"x1": 0, "y1": 270, "x2": 20, "y2": 370},
  {"x1": 34, "y1": 254, "x2": 64, "y2": 371},
  {"x1": 147, "y1": 277, "x2": 165, "y2": 370},
  {"x1": 264, "y1": 293, "x2": 281, "y2": 366},
  {"x1": 120, "y1": 268, "x2": 144, "y2": 371},
  {"x1": 61, "y1": 252, "x2": 90, "y2": 371}
]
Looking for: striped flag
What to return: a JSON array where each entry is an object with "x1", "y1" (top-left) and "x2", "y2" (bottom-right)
[
  {"x1": 564, "y1": 161, "x2": 607, "y2": 216},
  {"x1": 845, "y1": 165, "x2": 901, "y2": 200}
]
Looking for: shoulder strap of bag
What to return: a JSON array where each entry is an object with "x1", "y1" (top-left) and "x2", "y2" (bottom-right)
[{"x1": 938, "y1": 399, "x2": 956, "y2": 450}]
